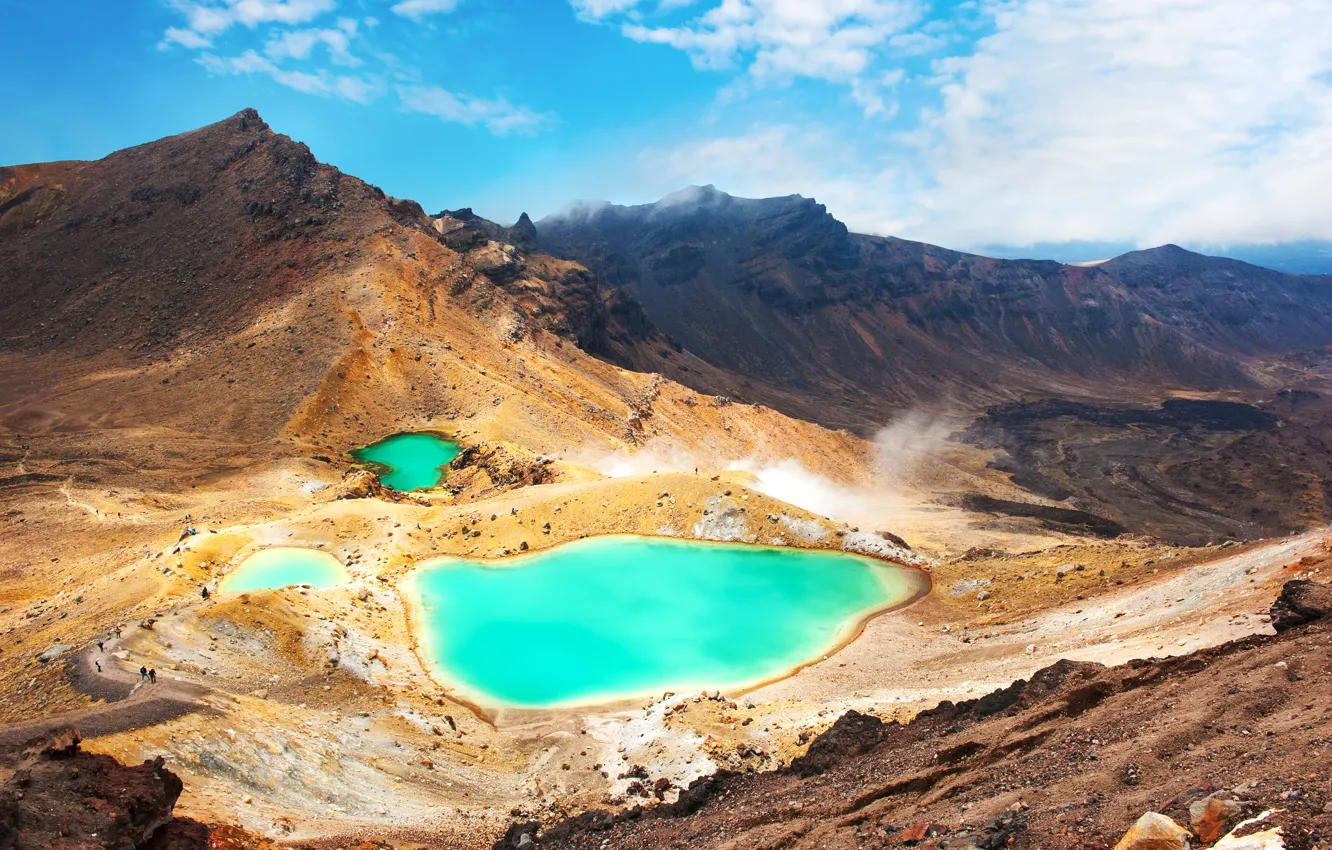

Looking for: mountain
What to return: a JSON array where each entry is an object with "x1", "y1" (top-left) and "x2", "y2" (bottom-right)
[
  {"x1": 0, "y1": 110, "x2": 653, "y2": 452},
  {"x1": 981, "y1": 239, "x2": 1332, "y2": 274},
  {"x1": 6, "y1": 111, "x2": 1332, "y2": 850},
  {"x1": 0, "y1": 111, "x2": 866, "y2": 527},
  {"x1": 538, "y1": 187, "x2": 1332, "y2": 431}
]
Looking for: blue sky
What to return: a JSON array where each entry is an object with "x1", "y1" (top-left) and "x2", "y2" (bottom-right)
[{"x1": 4, "y1": 0, "x2": 1332, "y2": 258}]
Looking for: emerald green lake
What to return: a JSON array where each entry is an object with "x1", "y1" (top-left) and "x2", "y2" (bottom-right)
[
  {"x1": 351, "y1": 433, "x2": 461, "y2": 491},
  {"x1": 221, "y1": 548, "x2": 348, "y2": 594},
  {"x1": 408, "y1": 536, "x2": 920, "y2": 708}
]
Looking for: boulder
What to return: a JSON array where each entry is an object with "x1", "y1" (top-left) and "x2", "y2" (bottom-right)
[
  {"x1": 790, "y1": 710, "x2": 885, "y2": 777},
  {"x1": 496, "y1": 821, "x2": 541, "y2": 849},
  {"x1": 1114, "y1": 812, "x2": 1191, "y2": 850},
  {"x1": 1212, "y1": 827, "x2": 1284, "y2": 850},
  {"x1": 1190, "y1": 794, "x2": 1245, "y2": 843},
  {"x1": 35, "y1": 643, "x2": 73, "y2": 663},
  {"x1": 331, "y1": 469, "x2": 383, "y2": 501},
  {"x1": 1, "y1": 729, "x2": 184, "y2": 848},
  {"x1": 1269, "y1": 580, "x2": 1332, "y2": 632}
]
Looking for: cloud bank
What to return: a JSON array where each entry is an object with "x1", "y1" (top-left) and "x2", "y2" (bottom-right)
[
  {"x1": 585, "y1": 0, "x2": 1332, "y2": 249},
  {"x1": 160, "y1": 0, "x2": 545, "y2": 136}
]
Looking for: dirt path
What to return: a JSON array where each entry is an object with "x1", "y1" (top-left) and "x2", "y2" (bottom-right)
[
  {"x1": 0, "y1": 631, "x2": 212, "y2": 752},
  {"x1": 750, "y1": 530, "x2": 1325, "y2": 714}
]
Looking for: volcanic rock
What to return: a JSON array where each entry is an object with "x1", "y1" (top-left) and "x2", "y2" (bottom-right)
[
  {"x1": 1190, "y1": 794, "x2": 1245, "y2": 844},
  {"x1": 0, "y1": 729, "x2": 183, "y2": 848},
  {"x1": 1114, "y1": 813, "x2": 1192, "y2": 850},
  {"x1": 1269, "y1": 579, "x2": 1332, "y2": 632}
]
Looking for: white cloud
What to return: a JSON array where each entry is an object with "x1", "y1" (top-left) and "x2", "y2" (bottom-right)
[
  {"x1": 592, "y1": 0, "x2": 927, "y2": 116},
  {"x1": 167, "y1": 0, "x2": 336, "y2": 40},
  {"x1": 569, "y1": 0, "x2": 643, "y2": 21},
  {"x1": 640, "y1": 123, "x2": 914, "y2": 235},
  {"x1": 908, "y1": 0, "x2": 1332, "y2": 247},
  {"x1": 161, "y1": 26, "x2": 213, "y2": 49},
  {"x1": 634, "y1": 0, "x2": 1332, "y2": 249},
  {"x1": 225, "y1": 0, "x2": 336, "y2": 27},
  {"x1": 198, "y1": 48, "x2": 379, "y2": 103},
  {"x1": 198, "y1": 48, "x2": 279, "y2": 75},
  {"x1": 265, "y1": 22, "x2": 361, "y2": 66},
  {"x1": 165, "y1": 0, "x2": 547, "y2": 136},
  {"x1": 397, "y1": 84, "x2": 550, "y2": 135},
  {"x1": 390, "y1": 0, "x2": 464, "y2": 21}
]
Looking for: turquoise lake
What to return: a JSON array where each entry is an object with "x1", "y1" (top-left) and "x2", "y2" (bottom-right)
[
  {"x1": 221, "y1": 548, "x2": 348, "y2": 593},
  {"x1": 408, "y1": 536, "x2": 920, "y2": 708},
  {"x1": 351, "y1": 432, "x2": 461, "y2": 491}
]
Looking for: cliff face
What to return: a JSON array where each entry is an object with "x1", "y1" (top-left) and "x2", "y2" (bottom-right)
[{"x1": 539, "y1": 187, "x2": 1332, "y2": 430}]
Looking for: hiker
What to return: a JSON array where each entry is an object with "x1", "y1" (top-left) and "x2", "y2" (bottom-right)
[
  {"x1": 140, "y1": 666, "x2": 147, "y2": 681},
  {"x1": 95, "y1": 661, "x2": 102, "y2": 673},
  {"x1": 201, "y1": 586, "x2": 210, "y2": 599},
  {"x1": 96, "y1": 640, "x2": 104, "y2": 652},
  {"x1": 115, "y1": 626, "x2": 123, "y2": 638},
  {"x1": 149, "y1": 668, "x2": 157, "y2": 684}
]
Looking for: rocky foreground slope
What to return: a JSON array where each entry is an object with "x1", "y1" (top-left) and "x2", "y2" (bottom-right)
[
  {"x1": 499, "y1": 580, "x2": 1332, "y2": 850},
  {"x1": 2, "y1": 580, "x2": 1326, "y2": 849}
]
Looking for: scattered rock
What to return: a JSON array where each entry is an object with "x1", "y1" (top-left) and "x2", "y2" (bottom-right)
[
  {"x1": 1190, "y1": 793, "x2": 1245, "y2": 843},
  {"x1": 901, "y1": 823, "x2": 930, "y2": 843},
  {"x1": 35, "y1": 643, "x2": 73, "y2": 663},
  {"x1": 1114, "y1": 812, "x2": 1191, "y2": 850},
  {"x1": 1269, "y1": 579, "x2": 1331, "y2": 632}
]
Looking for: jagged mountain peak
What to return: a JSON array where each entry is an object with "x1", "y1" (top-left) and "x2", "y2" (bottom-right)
[{"x1": 539, "y1": 185, "x2": 831, "y2": 231}]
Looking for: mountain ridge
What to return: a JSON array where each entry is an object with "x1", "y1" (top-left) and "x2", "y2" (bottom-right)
[{"x1": 537, "y1": 188, "x2": 1332, "y2": 431}]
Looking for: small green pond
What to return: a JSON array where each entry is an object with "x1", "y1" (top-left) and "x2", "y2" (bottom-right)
[
  {"x1": 407, "y1": 536, "x2": 920, "y2": 708},
  {"x1": 351, "y1": 432, "x2": 461, "y2": 491},
  {"x1": 220, "y1": 548, "x2": 348, "y2": 594}
]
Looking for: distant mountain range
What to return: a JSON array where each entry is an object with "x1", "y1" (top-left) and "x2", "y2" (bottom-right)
[
  {"x1": 537, "y1": 186, "x2": 1332, "y2": 430},
  {"x1": 977, "y1": 239, "x2": 1332, "y2": 275},
  {"x1": 5, "y1": 116, "x2": 1332, "y2": 439}
]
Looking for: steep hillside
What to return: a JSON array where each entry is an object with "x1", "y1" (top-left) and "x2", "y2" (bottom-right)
[
  {"x1": 538, "y1": 187, "x2": 1332, "y2": 432},
  {"x1": 0, "y1": 112, "x2": 822, "y2": 470}
]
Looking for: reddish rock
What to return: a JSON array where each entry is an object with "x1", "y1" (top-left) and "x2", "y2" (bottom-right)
[
  {"x1": 1190, "y1": 795, "x2": 1244, "y2": 844},
  {"x1": 1114, "y1": 812, "x2": 1192, "y2": 850},
  {"x1": 901, "y1": 823, "x2": 930, "y2": 843},
  {"x1": 0, "y1": 728, "x2": 183, "y2": 848}
]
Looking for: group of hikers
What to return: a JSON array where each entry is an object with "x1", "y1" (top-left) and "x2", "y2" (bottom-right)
[
  {"x1": 87, "y1": 628, "x2": 156, "y2": 683},
  {"x1": 82, "y1": 518, "x2": 209, "y2": 686}
]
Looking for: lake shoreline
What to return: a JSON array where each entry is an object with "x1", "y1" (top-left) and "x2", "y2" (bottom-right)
[{"x1": 401, "y1": 534, "x2": 932, "y2": 715}]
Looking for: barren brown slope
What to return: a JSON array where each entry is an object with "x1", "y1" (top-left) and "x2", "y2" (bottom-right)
[{"x1": 0, "y1": 109, "x2": 845, "y2": 466}]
